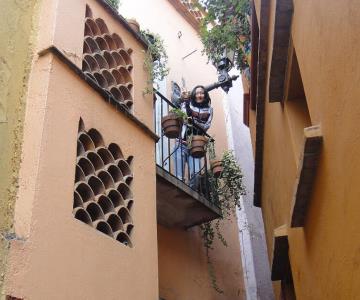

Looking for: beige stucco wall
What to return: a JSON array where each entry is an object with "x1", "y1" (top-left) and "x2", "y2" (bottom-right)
[
  {"x1": 0, "y1": 0, "x2": 42, "y2": 296},
  {"x1": 121, "y1": 1, "x2": 245, "y2": 299},
  {"x1": 4, "y1": 0, "x2": 159, "y2": 299},
  {"x1": 250, "y1": 0, "x2": 360, "y2": 299}
]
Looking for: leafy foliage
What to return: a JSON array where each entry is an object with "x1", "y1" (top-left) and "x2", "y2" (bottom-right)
[
  {"x1": 140, "y1": 29, "x2": 170, "y2": 94},
  {"x1": 199, "y1": 0, "x2": 251, "y2": 70},
  {"x1": 199, "y1": 150, "x2": 246, "y2": 293},
  {"x1": 169, "y1": 108, "x2": 187, "y2": 121},
  {"x1": 105, "y1": 0, "x2": 121, "y2": 10},
  {"x1": 207, "y1": 139, "x2": 216, "y2": 160}
]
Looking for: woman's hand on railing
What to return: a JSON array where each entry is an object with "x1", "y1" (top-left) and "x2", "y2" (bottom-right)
[{"x1": 181, "y1": 91, "x2": 190, "y2": 101}]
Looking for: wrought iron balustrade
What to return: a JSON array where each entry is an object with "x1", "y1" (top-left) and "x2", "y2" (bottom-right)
[{"x1": 154, "y1": 90, "x2": 219, "y2": 208}]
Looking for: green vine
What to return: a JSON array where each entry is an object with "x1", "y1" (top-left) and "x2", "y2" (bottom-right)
[
  {"x1": 105, "y1": 0, "x2": 121, "y2": 10},
  {"x1": 199, "y1": 0, "x2": 251, "y2": 70},
  {"x1": 207, "y1": 139, "x2": 216, "y2": 160},
  {"x1": 140, "y1": 29, "x2": 170, "y2": 94},
  {"x1": 169, "y1": 108, "x2": 187, "y2": 121},
  {"x1": 200, "y1": 150, "x2": 246, "y2": 293}
]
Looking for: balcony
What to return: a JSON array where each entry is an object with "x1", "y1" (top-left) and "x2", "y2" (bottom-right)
[{"x1": 154, "y1": 91, "x2": 222, "y2": 229}]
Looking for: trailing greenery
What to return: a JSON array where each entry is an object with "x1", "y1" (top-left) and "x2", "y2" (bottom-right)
[
  {"x1": 140, "y1": 29, "x2": 170, "y2": 94},
  {"x1": 105, "y1": 0, "x2": 121, "y2": 10},
  {"x1": 169, "y1": 108, "x2": 187, "y2": 121},
  {"x1": 199, "y1": 150, "x2": 246, "y2": 293},
  {"x1": 207, "y1": 139, "x2": 216, "y2": 160},
  {"x1": 199, "y1": 0, "x2": 251, "y2": 70}
]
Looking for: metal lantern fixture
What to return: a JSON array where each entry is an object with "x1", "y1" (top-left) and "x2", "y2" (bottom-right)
[{"x1": 205, "y1": 48, "x2": 239, "y2": 94}]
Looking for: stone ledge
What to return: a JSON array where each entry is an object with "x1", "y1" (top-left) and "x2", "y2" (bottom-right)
[
  {"x1": 269, "y1": 0, "x2": 293, "y2": 102},
  {"x1": 290, "y1": 125, "x2": 323, "y2": 227},
  {"x1": 271, "y1": 224, "x2": 289, "y2": 281}
]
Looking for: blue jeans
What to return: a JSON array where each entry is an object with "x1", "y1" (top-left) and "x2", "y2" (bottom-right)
[{"x1": 174, "y1": 141, "x2": 200, "y2": 187}]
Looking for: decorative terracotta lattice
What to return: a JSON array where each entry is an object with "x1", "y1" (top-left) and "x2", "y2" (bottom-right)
[
  {"x1": 181, "y1": 0, "x2": 205, "y2": 22},
  {"x1": 73, "y1": 119, "x2": 134, "y2": 247},
  {"x1": 82, "y1": 5, "x2": 134, "y2": 110}
]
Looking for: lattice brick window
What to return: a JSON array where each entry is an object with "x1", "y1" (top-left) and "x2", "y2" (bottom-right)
[
  {"x1": 73, "y1": 119, "x2": 134, "y2": 247},
  {"x1": 82, "y1": 5, "x2": 134, "y2": 110},
  {"x1": 181, "y1": 0, "x2": 204, "y2": 22}
]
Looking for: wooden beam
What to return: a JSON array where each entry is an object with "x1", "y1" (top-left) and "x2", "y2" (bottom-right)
[
  {"x1": 250, "y1": 1, "x2": 259, "y2": 110},
  {"x1": 253, "y1": 0, "x2": 271, "y2": 207},
  {"x1": 269, "y1": 0, "x2": 293, "y2": 102},
  {"x1": 271, "y1": 225, "x2": 290, "y2": 281},
  {"x1": 290, "y1": 125, "x2": 323, "y2": 227},
  {"x1": 243, "y1": 93, "x2": 250, "y2": 127}
]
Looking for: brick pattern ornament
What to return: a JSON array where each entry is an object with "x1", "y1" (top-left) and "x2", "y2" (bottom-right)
[
  {"x1": 82, "y1": 5, "x2": 134, "y2": 110},
  {"x1": 73, "y1": 118, "x2": 134, "y2": 247}
]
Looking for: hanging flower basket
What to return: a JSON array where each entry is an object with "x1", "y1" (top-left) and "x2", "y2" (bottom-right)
[
  {"x1": 161, "y1": 113, "x2": 183, "y2": 138},
  {"x1": 189, "y1": 135, "x2": 208, "y2": 158},
  {"x1": 210, "y1": 159, "x2": 223, "y2": 178}
]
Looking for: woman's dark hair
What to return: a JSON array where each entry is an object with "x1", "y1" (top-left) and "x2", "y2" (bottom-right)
[{"x1": 190, "y1": 85, "x2": 211, "y2": 108}]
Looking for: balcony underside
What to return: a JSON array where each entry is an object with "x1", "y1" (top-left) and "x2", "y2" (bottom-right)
[{"x1": 156, "y1": 166, "x2": 222, "y2": 229}]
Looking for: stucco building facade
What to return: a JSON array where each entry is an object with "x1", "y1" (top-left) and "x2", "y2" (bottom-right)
[{"x1": 246, "y1": 0, "x2": 360, "y2": 299}]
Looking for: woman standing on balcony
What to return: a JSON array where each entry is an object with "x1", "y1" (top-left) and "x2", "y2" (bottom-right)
[{"x1": 175, "y1": 85, "x2": 213, "y2": 187}]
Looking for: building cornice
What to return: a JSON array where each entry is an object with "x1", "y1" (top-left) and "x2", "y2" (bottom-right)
[{"x1": 167, "y1": 0, "x2": 204, "y2": 32}]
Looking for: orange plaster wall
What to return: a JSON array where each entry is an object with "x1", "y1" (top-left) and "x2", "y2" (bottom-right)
[
  {"x1": 250, "y1": 0, "x2": 360, "y2": 299},
  {"x1": 5, "y1": 0, "x2": 159, "y2": 298},
  {"x1": 6, "y1": 54, "x2": 158, "y2": 300}
]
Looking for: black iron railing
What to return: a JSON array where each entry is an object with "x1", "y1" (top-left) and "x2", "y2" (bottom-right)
[{"x1": 154, "y1": 90, "x2": 219, "y2": 207}]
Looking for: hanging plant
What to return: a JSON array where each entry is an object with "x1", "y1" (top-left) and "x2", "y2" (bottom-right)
[
  {"x1": 199, "y1": 0, "x2": 251, "y2": 71},
  {"x1": 208, "y1": 140, "x2": 223, "y2": 178},
  {"x1": 200, "y1": 150, "x2": 246, "y2": 293},
  {"x1": 140, "y1": 29, "x2": 170, "y2": 94},
  {"x1": 161, "y1": 108, "x2": 187, "y2": 139},
  {"x1": 188, "y1": 135, "x2": 208, "y2": 158},
  {"x1": 200, "y1": 150, "x2": 246, "y2": 249}
]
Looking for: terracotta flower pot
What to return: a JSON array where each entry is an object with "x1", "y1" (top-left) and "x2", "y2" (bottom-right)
[
  {"x1": 210, "y1": 159, "x2": 223, "y2": 178},
  {"x1": 189, "y1": 135, "x2": 208, "y2": 158},
  {"x1": 127, "y1": 18, "x2": 140, "y2": 33},
  {"x1": 161, "y1": 114, "x2": 183, "y2": 138}
]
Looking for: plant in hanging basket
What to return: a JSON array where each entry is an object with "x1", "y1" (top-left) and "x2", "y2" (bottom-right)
[
  {"x1": 207, "y1": 139, "x2": 223, "y2": 178},
  {"x1": 188, "y1": 135, "x2": 208, "y2": 158},
  {"x1": 161, "y1": 108, "x2": 186, "y2": 138},
  {"x1": 210, "y1": 159, "x2": 223, "y2": 178}
]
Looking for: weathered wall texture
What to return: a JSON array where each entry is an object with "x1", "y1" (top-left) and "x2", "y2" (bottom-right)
[
  {"x1": 3, "y1": 0, "x2": 159, "y2": 299},
  {"x1": 0, "y1": 0, "x2": 41, "y2": 296},
  {"x1": 250, "y1": 0, "x2": 360, "y2": 299},
  {"x1": 121, "y1": 1, "x2": 245, "y2": 299}
]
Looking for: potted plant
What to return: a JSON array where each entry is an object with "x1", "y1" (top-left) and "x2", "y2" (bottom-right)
[
  {"x1": 127, "y1": 18, "x2": 140, "y2": 33},
  {"x1": 208, "y1": 139, "x2": 223, "y2": 178},
  {"x1": 161, "y1": 108, "x2": 186, "y2": 138},
  {"x1": 188, "y1": 134, "x2": 208, "y2": 158}
]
